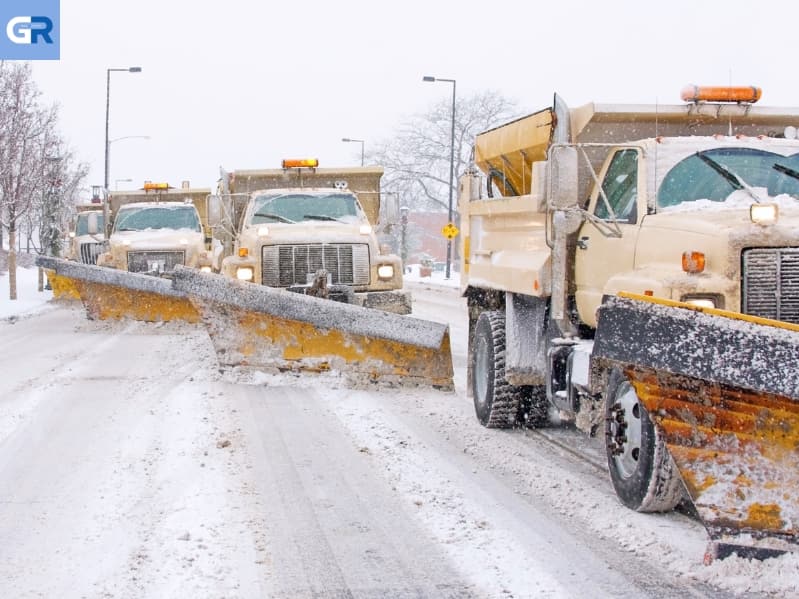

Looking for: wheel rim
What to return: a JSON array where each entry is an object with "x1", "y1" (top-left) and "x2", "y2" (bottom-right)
[
  {"x1": 474, "y1": 334, "x2": 489, "y2": 409},
  {"x1": 609, "y1": 381, "x2": 643, "y2": 480}
]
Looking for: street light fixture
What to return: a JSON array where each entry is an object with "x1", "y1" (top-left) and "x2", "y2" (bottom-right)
[
  {"x1": 115, "y1": 178, "x2": 133, "y2": 191},
  {"x1": 104, "y1": 66, "x2": 142, "y2": 192},
  {"x1": 341, "y1": 137, "x2": 365, "y2": 166},
  {"x1": 422, "y1": 74, "x2": 456, "y2": 279}
]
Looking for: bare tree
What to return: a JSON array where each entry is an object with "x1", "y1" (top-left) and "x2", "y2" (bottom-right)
[
  {"x1": 368, "y1": 90, "x2": 520, "y2": 213},
  {"x1": 0, "y1": 62, "x2": 87, "y2": 299}
]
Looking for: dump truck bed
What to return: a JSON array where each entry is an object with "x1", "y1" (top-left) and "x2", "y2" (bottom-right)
[{"x1": 475, "y1": 98, "x2": 799, "y2": 198}]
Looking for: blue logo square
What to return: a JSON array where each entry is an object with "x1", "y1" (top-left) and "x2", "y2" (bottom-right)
[{"x1": 0, "y1": 0, "x2": 59, "y2": 60}]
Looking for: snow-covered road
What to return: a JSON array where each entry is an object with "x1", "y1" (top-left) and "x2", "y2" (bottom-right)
[{"x1": 0, "y1": 270, "x2": 796, "y2": 597}]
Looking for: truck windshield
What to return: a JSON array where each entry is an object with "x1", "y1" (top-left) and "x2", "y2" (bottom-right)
[
  {"x1": 114, "y1": 206, "x2": 201, "y2": 232},
  {"x1": 75, "y1": 213, "x2": 104, "y2": 235},
  {"x1": 249, "y1": 193, "x2": 363, "y2": 225},
  {"x1": 658, "y1": 149, "x2": 799, "y2": 208}
]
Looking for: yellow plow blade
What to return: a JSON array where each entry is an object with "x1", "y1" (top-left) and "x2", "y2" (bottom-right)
[
  {"x1": 34, "y1": 257, "x2": 453, "y2": 389},
  {"x1": 593, "y1": 293, "x2": 799, "y2": 558},
  {"x1": 36, "y1": 257, "x2": 199, "y2": 323},
  {"x1": 171, "y1": 267, "x2": 453, "y2": 389},
  {"x1": 43, "y1": 268, "x2": 81, "y2": 301}
]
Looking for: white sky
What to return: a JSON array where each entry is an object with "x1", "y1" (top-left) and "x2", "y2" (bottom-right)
[{"x1": 30, "y1": 0, "x2": 799, "y2": 198}]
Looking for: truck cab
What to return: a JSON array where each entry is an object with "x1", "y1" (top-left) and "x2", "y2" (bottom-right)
[
  {"x1": 67, "y1": 206, "x2": 105, "y2": 264},
  {"x1": 214, "y1": 160, "x2": 411, "y2": 314},
  {"x1": 96, "y1": 182, "x2": 217, "y2": 276}
]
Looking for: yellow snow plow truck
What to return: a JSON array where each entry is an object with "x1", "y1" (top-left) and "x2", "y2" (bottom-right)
[
  {"x1": 37, "y1": 166, "x2": 452, "y2": 388},
  {"x1": 459, "y1": 85, "x2": 799, "y2": 560},
  {"x1": 212, "y1": 159, "x2": 410, "y2": 314}
]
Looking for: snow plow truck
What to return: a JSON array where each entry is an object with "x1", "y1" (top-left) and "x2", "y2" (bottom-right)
[
  {"x1": 459, "y1": 85, "x2": 799, "y2": 560},
  {"x1": 38, "y1": 163, "x2": 452, "y2": 389}
]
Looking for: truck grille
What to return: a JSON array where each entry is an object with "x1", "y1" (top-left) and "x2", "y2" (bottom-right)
[
  {"x1": 262, "y1": 244, "x2": 370, "y2": 287},
  {"x1": 127, "y1": 250, "x2": 185, "y2": 275},
  {"x1": 742, "y1": 247, "x2": 799, "y2": 324},
  {"x1": 79, "y1": 242, "x2": 103, "y2": 265}
]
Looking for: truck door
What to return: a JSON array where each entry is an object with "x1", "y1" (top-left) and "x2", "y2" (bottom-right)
[{"x1": 574, "y1": 148, "x2": 643, "y2": 328}]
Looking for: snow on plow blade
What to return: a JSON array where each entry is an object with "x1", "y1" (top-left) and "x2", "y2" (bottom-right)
[
  {"x1": 592, "y1": 293, "x2": 799, "y2": 559},
  {"x1": 171, "y1": 267, "x2": 454, "y2": 389},
  {"x1": 35, "y1": 256, "x2": 200, "y2": 323}
]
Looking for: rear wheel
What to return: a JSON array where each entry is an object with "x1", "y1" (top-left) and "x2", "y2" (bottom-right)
[
  {"x1": 472, "y1": 311, "x2": 548, "y2": 428},
  {"x1": 604, "y1": 368, "x2": 683, "y2": 512}
]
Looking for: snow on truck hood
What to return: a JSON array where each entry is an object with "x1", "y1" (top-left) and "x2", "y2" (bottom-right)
[
  {"x1": 648, "y1": 190, "x2": 799, "y2": 236},
  {"x1": 110, "y1": 228, "x2": 204, "y2": 248}
]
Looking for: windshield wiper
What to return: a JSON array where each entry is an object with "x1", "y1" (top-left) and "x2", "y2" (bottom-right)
[
  {"x1": 303, "y1": 214, "x2": 341, "y2": 222},
  {"x1": 773, "y1": 162, "x2": 799, "y2": 182},
  {"x1": 252, "y1": 211, "x2": 295, "y2": 223},
  {"x1": 696, "y1": 152, "x2": 762, "y2": 203}
]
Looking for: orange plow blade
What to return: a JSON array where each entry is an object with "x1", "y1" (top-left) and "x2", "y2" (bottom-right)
[
  {"x1": 593, "y1": 293, "x2": 799, "y2": 559},
  {"x1": 172, "y1": 267, "x2": 453, "y2": 389},
  {"x1": 36, "y1": 257, "x2": 199, "y2": 322}
]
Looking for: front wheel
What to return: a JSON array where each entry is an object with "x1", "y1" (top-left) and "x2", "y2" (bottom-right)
[
  {"x1": 472, "y1": 311, "x2": 548, "y2": 428},
  {"x1": 604, "y1": 368, "x2": 683, "y2": 512}
]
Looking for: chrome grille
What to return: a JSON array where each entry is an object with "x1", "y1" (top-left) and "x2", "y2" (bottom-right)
[
  {"x1": 262, "y1": 244, "x2": 370, "y2": 287},
  {"x1": 127, "y1": 250, "x2": 185, "y2": 275},
  {"x1": 742, "y1": 247, "x2": 799, "y2": 324},
  {"x1": 79, "y1": 242, "x2": 103, "y2": 265}
]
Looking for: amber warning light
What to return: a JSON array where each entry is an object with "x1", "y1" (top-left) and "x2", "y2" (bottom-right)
[
  {"x1": 282, "y1": 158, "x2": 319, "y2": 169},
  {"x1": 143, "y1": 182, "x2": 171, "y2": 191},
  {"x1": 681, "y1": 85, "x2": 762, "y2": 104}
]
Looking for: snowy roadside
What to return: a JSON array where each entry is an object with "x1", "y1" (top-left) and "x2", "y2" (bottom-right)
[{"x1": 0, "y1": 261, "x2": 54, "y2": 320}]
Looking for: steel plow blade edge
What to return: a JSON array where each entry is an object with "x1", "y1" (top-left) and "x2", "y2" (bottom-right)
[{"x1": 592, "y1": 293, "x2": 799, "y2": 557}]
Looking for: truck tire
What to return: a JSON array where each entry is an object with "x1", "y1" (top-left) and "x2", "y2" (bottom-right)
[
  {"x1": 604, "y1": 368, "x2": 683, "y2": 512},
  {"x1": 472, "y1": 311, "x2": 548, "y2": 428}
]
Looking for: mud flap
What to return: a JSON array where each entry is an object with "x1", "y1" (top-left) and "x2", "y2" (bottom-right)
[
  {"x1": 592, "y1": 293, "x2": 799, "y2": 558},
  {"x1": 36, "y1": 257, "x2": 200, "y2": 322},
  {"x1": 172, "y1": 267, "x2": 453, "y2": 389}
]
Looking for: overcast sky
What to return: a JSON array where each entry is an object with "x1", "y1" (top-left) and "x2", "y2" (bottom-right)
[{"x1": 30, "y1": 0, "x2": 799, "y2": 198}]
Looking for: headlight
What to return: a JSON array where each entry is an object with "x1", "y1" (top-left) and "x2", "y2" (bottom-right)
[
  {"x1": 200, "y1": 266, "x2": 212, "y2": 273},
  {"x1": 236, "y1": 267, "x2": 254, "y2": 281},
  {"x1": 750, "y1": 203, "x2": 778, "y2": 225},
  {"x1": 377, "y1": 264, "x2": 394, "y2": 279},
  {"x1": 681, "y1": 294, "x2": 723, "y2": 310}
]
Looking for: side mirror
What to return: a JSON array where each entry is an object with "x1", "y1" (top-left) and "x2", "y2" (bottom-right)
[
  {"x1": 87, "y1": 212, "x2": 99, "y2": 235},
  {"x1": 380, "y1": 191, "x2": 400, "y2": 225},
  {"x1": 206, "y1": 194, "x2": 223, "y2": 229},
  {"x1": 547, "y1": 145, "x2": 578, "y2": 209}
]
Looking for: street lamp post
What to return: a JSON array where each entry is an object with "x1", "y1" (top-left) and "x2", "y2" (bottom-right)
[
  {"x1": 104, "y1": 66, "x2": 142, "y2": 192},
  {"x1": 341, "y1": 137, "x2": 365, "y2": 166},
  {"x1": 422, "y1": 75, "x2": 456, "y2": 279}
]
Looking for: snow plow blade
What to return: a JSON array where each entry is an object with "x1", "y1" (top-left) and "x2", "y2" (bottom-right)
[
  {"x1": 42, "y1": 265, "x2": 81, "y2": 301},
  {"x1": 592, "y1": 293, "x2": 799, "y2": 559},
  {"x1": 171, "y1": 267, "x2": 454, "y2": 389},
  {"x1": 35, "y1": 256, "x2": 200, "y2": 322}
]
